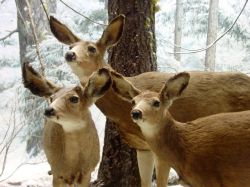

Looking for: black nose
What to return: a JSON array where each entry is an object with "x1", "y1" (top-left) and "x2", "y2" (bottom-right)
[
  {"x1": 131, "y1": 110, "x2": 142, "y2": 120},
  {"x1": 44, "y1": 107, "x2": 55, "y2": 117},
  {"x1": 65, "y1": 51, "x2": 76, "y2": 62}
]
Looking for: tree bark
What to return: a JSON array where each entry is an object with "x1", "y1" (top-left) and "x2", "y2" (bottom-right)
[
  {"x1": 47, "y1": 0, "x2": 57, "y2": 14},
  {"x1": 205, "y1": 0, "x2": 219, "y2": 71},
  {"x1": 95, "y1": 1, "x2": 157, "y2": 186},
  {"x1": 15, "y1": 0, "x2": 57, "y2": 64},
  {"x1": 15, "y1": 0, "x2": 57, "y2": 156},
  {"x1": 16, "y1": 0, "x2": 34, "y2": 64},
  {"x1": 174, "y1": 0, "x2": 183, "y2": 62}
]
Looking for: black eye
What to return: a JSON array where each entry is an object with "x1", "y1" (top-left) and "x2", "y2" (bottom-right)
[
  {"x1": 69, "y1": 96, "x2": 79, "y2": 103},
  {"x1": 49, "y1": 96, "x2": 53, "y2": 103},
  {"x1": 69, "y1": 45, "x2": 73, "y2": 50},
  {"x1": 152, "y1": 100, "x2": 160, "y2": 107},
  {"x1": 131, "y1": 100, "x2": 135, "y2": 106},
  {"x1": 88, "y1": 46, "x2": 96, "y2": 53}
]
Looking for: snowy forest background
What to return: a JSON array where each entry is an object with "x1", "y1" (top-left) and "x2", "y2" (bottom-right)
[{"x1": 0, "y1": 0, "x2": 250, "y2": 186}]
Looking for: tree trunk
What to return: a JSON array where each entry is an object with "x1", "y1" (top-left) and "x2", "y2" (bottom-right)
[
  {"x1": 174, "y1": 0, "x2": 183, "y2": 62},
  {"x1": 47, "y1": 0, "x2": 57, "y2": 14},
  {"x1": 16, "y1": 0, "x2": 34, "y2": 64},
  {"x1": 204, "y1": 0, "x2": 219, "y2": 71},
  {"x1": 15, "y1": 0, "x2": 57, "y2": 156},
  {"x1": 95, "y1": 1, "x2": 157, "y2": 186},
  {"x1": 15, "y1": 0, "x2": 57, "y2": 64}
]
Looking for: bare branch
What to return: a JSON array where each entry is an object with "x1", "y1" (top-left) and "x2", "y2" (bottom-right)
[
  {"x1": 0, "y1": 98, "x2": 25, "y2": 178},
  {"x1": 0, "y1": 0, "x2": 7, "y2": 5},
  {"x1": 0, "y1": 141, "x2": 11, "y2": 177},
  {"x1": 0, "y1": 125, "x2": 25, "y2": 155},
  {"x1": 164, "y1": 0, "x2": 249, "y2": 55},
  {"x1": 58, "y1": 0, "x2": 107, "y2": 26},
  {"x1": 0, "y1": 161, "x2": 46, "y2": 183},
  {"x1": 0, "y1": 122, "x2": 11, "y2": 147},
  {"x1": 0, "y1": 29, "x2": 18, "y2": 42}
]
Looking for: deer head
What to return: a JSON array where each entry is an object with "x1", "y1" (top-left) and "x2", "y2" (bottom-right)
[
  {"x1": 22, "y1": 62, "x2": 111, "y2": 132},
  {"x1": 49, "y1": 15, "x2": 125, "y2": 81},
  {"x1": 111, "y1": 71, "x2": 190, "y2": 126}
]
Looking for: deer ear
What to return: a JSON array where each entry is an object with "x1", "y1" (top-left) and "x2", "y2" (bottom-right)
[
  {"x1": 22, "y1": 62, "x2": 61, "y2": 97},
  {"x1": 83, "y1": 68, "x2": 112, "y2": 102},
  {"x1": 50, "y1": 16, "x2": 80, "y2": 45},
  {"x1": 111, "y1": 71, "x2": 140, "y2": 102},
  {"x1": 98, "y1": 14, "x2": 125, "y2": 48},
  {"x1": 160, "y1": 72, "x2": 190, "y2": 104}
]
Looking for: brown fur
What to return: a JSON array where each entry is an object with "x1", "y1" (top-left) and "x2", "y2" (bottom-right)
[
  {"x1": 22, "y1": 62, "x2": 60, "y2": 97},
  {"x1": 50, "y1": 16, "x2": 250, "y2": 151},
  {"x1": 50, "y1": 16, "x2": 250, "y2": 186},
  {"x1": 113, "y1": 72, "x2": 250, "y2": 187},
  {"x1": 22, "y1": 63, "x2": 112, "y2": 187}
]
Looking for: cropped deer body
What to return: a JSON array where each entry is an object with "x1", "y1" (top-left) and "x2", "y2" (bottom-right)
[
  {"x1": 22, "y1": 63, "x2": 112, "y2": 187},
  {"x1": 50, "y1": 15, "x2": 250, "y2": 186},
  {"x1": 112, "y1": 71, "x2": 250, "y2": 187}
]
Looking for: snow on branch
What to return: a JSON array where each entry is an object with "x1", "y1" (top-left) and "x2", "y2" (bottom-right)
[
  {"x1": 0, "y1": 98, "x2": 25, "y2": 179},
  {"x1": 58, "y1": 0, "x2": 107, "y2": 26},
  {"x1": 0, "y1": 29, "x2": 18, "y2": 42},
  {"x1": 0, "y1": 0, "x2": 7, "y2": 5},
  {"x1": 165, "y1": 0, "x2": 249, "y2": 55}
]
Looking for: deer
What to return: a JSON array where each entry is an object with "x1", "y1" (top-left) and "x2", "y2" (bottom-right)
[
  {"x1": 22, "y1": 62, "x2": 112, "y2": 187},
  {"x1": 49, "y1": 15, "x2": 250, "y2": 187},
  {"x1": 111, "y1": 70, "x2": 250, "y2": 187}
]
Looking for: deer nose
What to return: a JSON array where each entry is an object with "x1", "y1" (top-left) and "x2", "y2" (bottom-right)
[
  {"x1": 65, "y1": 51, "x2": 76, "y2": 62},
  {"x1": 44, "y1": 107, "x2": 55, "y2": 117},
  {"x1": 131, "y1": 109, "x2": 142, "y2": 120}
]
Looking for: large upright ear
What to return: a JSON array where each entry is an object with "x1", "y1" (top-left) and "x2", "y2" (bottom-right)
[
  {"x1": 111, "y1": 71, "x2": 141, "y2": 102},
  {"x1": 83, "y1": 68, "x2": 112, "y2": 102},
  {"x1": 22, "y1": 62, "x2": 61, "y2": 97},
  {"x1": 160, "y1": 72, "x2": 190, "y2": 104},
  {"x1": 50, "y1": 16, "x2": 80, "y2": 45},
  {"x1": 98, "y1": 14, "x2": 125, "y2": 48}
]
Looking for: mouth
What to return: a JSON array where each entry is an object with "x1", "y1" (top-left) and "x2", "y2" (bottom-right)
[
  {"x1": 66, "y1": 59, "x2": 77, "y2": 63},
  {"x1": 131, "y1": 117, "x2": 143, "y2": 123},
  {"x1": 45, "y1": 115, "x2": 59, "y2": 121},
  {"x1": 67, "y1": 60, "x2": 83, "y2": 67}
]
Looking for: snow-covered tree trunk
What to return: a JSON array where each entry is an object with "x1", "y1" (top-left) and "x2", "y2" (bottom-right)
[
  {"x1": 15, "y1": 0, "x2": 57, "y2": 156},
  {"x1": 174, "y1": 0, "x2": 183, "y2": 62},
  {"x1": 94, "y1": 0, "x2": 157, "y2": 186},
  {"x1": 205, "y1": 0, "x2": 219, "y2": 71},
  {"x1": 16, "y1": 0, "x2": 34, "y2": 64},
  {"x1": 47, "y1": 0, "x2": 57, "y2": 14},
  {"x1": 15, "y1": 0, "x2": 57, "y2": 64}
]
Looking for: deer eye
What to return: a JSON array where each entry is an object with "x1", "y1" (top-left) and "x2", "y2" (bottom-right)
[
  {"x1": 49, "y1": 96, "x2": 53, "y2": 103},
  {"x1": 131, "y1": 100, "x2": 135, "y2": 106},
  {"x1": 69, "y1": 96, "x2": 79, "y2": 104},
  {"x1": 88, "y1": 46, "x2": 96, "y2": 53},
  {"x1": 152, "y1": 100, "x2": 160, "y2": 107}
]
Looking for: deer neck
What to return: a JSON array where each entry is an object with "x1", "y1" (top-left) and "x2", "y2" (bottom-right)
[
  {"x1": 142, "y1": 111, "x2": 188, "y2": 173},
  {"x1": 60, "y1": 110, "x2": 94, "y2": 133},
  {"x1": 94, "y1": 78, "x2": 145, "y2": 149},
  {"x1": 74, "y1": 60, "x2": 111, "y2": 83}
]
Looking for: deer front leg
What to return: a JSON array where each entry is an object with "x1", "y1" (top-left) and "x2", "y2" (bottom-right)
[
  {"x1": 78, "y1": 172, "x2": 91, "y2": 187},
  {"x1": 137, "y1": 150, "x2": 154, "y2": 187},
  {"x1": 52, "y1": 177, "x2": 65, "y2": 187},
  {"x1": 154, "y1": 155, "x2": 170, "y2": 187}
]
